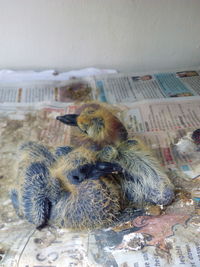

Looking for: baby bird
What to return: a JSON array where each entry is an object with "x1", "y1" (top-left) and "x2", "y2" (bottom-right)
[
  {"x1": 57, "y1": 102, "x2": 174, "y2": 207},
  {"x1": 11, "y1": 142, "x2": 123, "y2": 230},
  {"x1": 49, "y1": 147, "x2": 123, "y2": 229}
]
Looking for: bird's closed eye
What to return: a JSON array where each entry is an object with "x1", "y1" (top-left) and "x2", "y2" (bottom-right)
[
  {"x1": 66, "y1": 169, "x2": 85, "y2": 185},
  {"x1": 91, "y1": 117, "x2": 104, "y2": 127},
  {"x1": 83, "y1": 108, "x2": 95, "y2": 115},
  {"x1": 87, "y1": 109, "x2": 95, "y2": 114}
]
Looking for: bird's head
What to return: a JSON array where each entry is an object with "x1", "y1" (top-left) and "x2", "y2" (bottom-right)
[
  {"x1": 67, "y1": 161, "x2": 122, "y2": 185},
  {"x1": 56, "y1": 103, "x2": 128, "y2": 147},
  {"x1": 50, "y1": 147, "x2": 122, "y2": 193}
]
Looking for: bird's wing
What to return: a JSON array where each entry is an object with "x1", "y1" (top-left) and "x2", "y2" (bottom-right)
[
  {"x1": 19, "y1": 141, "x2": 56, "y2": 166},
  {"x1": 22, "y1": 161, "x2": 61, "y2": 228},
  {"x1": 54, "y1": 146, "x2": 73, "y2": 157}
]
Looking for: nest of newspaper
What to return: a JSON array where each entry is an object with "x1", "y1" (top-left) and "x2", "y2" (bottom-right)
[{"x1": 0, "y1": 68, "x2": 200, "y2": 267}]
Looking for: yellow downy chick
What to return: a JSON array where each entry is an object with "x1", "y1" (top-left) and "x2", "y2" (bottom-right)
[{"x1": 57, "y1": 102, "x2": 175, "y2": 207}]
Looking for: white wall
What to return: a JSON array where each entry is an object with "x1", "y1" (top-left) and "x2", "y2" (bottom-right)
[{"x1": 0, "y1": 0, "x2": 200, "y2": 72}]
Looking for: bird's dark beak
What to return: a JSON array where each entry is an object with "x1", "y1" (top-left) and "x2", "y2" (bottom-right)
[
  {"x1": 56, "y1": 114, "x2": 79, "y2": 126},
  {"x1": 68, "y1": 162, "x2": 122, "y2": 184},
  {"x1": 87, "y1": 162, "x2": 122, "y2": 179}
]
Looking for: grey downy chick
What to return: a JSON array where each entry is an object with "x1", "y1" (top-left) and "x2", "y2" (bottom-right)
[
  {"x1": 48, "y1": 147, "x2": 123, "y2": 230},
  {"x1": 57, "y1": 102, "x2": 174, "y2": 207},
  {"x1": 11, "y1": 142, "x2": 123, "y2": 230}
]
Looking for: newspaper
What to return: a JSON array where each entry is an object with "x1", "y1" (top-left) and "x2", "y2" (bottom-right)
[
  {"x1": 120, "y1": 97, "x2": 200, "y2": 178},
  {"x1": 0, "y1": 68, "x2": 200, "y2": 105},
  {"x1": 0, "y1": 69, "x2": 200, "y2": 267},
  {"x1": 0, "y1": 67, "x2": 117, "y2": 103},
  {"x1": 0, "y1": 78, "x2": 94, "y2": 103},
  {"x1": 92, "y1": 70, "x2": 200, "y2": 103}
]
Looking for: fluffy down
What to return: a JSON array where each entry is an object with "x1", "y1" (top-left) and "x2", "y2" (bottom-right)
[
  {"x1": 98, "y1": 140, "x2": 174, "y2": 206},
  {"x1": 57, "y1": 102, "x2": 175, "y2": 206},
  {"x1": 11, "y1": 142, "x2": 122, "y2": 230}
]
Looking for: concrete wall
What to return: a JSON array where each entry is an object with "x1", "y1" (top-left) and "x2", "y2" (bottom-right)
[{"x1": 0, "y1": 0, "x2": 200, "y2": 72}]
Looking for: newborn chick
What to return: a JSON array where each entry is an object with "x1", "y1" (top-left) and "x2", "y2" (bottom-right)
[
  {"x1": 49, "y1": 147, "x2": 123, "y2": 230},
  {"x1": 11, "y1": 142, "x2": 123, "y2": 230},
  {"x1": 57, "y1": 102, "x2": 174, "y2": 206}
]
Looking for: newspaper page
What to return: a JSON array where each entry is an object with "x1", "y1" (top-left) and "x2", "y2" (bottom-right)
[
  {"x1": 0, "y1": 67, "x2": 116, "y2": 104},
  {"x1": 0, "y1": 68, "x2": 200, "y2": 105},
  {"x1": 0, "y1": 99, "x2": 200, "y2": 267},
  {"x1": 92, "y1": 69, "x2": 200, "y2": 103},
  {"x1": 0, "y1": 78, "x2": 94, "y2": 104},
  {"x1": 120, "y1": 97, "x2": 200, "y2": 178}
]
